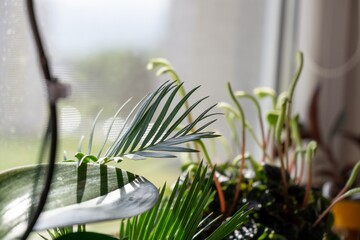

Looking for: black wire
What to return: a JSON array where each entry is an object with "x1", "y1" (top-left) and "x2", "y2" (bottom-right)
[
  {"x1": 21, "y1": 0, "x2": 58, "y2": 239},
  {"x1": 26, "y1": 0, "x2": 52, "y2": 81}
]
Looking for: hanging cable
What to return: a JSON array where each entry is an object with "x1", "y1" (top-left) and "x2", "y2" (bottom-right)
[{"x1": 21, "y1": 0, "x2": 69, "y2": 239}]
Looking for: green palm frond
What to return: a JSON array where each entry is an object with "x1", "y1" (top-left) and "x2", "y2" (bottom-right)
[
  {"x1": 87, "y1": 81, "x2": 219, "y2": 162},
  {"x1": 119, "y1": 164, "x2": 250, "y2": 240}
]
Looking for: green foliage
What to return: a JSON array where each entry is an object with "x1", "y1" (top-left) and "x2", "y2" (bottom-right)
[
  {"x1": 32, "y1": 80, "x2": 218, "y2": 238},
  {"x1": 39, "y1": 225, "x2": 86, "y2": 240},
  {"x1": 209, "y1": 164, "x2": 338, "y2": 239},
  {"x1": 0, "y1": 163, "x2": 158, "y2": 239},
  {"x1": 67, "y1": 81, "x2": 218, "y2": 165},
  {"x1": 147, "y1": 54, "x2": 354, "y2": 239},
  {"x1": 119, "y1": 165, "x2": 250, "y2": 240}
]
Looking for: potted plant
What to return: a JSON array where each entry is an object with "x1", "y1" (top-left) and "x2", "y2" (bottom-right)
[
  {"x1": 1, "y1": 2, "x2": 252, "y2": 237},
  {"x1": 5, "y1": 0, "x2": 359, "y2": 238},
  {"x1": 0, "y1": 81, "x2": 252, "y2": 240},
  {"x1": 146, "y1": 52, "x2": 360, "y2": 240}
]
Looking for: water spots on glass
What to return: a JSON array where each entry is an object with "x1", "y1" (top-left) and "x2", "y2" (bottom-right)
[{"x1": 60, "y1": 106, "x2": 81, "y2": 134}]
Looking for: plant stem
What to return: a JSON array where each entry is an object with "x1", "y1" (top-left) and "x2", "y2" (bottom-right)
[
  {"x1": 313, "y1": 187, "x2": 360, "y2": 226},
  {"x1": 227, "y1": 83, "x2": 246, "y2": 215},
  {"x1": 296, "y1": 152, "x2": 305, "y2": 184},
  {"x1": 235, "y1": 92, "x2": 267, "y2": 163},
  {"x1": 313, "y1": 198, "x2": 339, "y2": 227},
  {"x1": 259, "y1": 116, "x2": 267, "y2": 163},
  {"x1": 267, "y1": 127, "x2": 275, "y2": 163},
  {"x1": 302, "y1": 141, "x2": 317, "y2": 208},
  {"x1": 197, "y1": 140, "x2": 226, "y2": 214},
  {"x1": 275, "y1": 97, "x2": 289, "y2": 199},
  {"x1": 277, "y1": 144, "x2": 288, "y2": 198},
  {"x1": 285, "y1": 52, "x2": 303, "y2": 172},
  {"x1": 301, "y1": 160, "x2": 312, "y2": 208},
  {"x1": 288, "y1": 148, "x2": 296, "y2": 176},
  {"x1": 330, "y1": 161, "x2": 360, "y2": 202},
  {"x1": 284, "y1": 110, "x2": 291, "y2": 171}
]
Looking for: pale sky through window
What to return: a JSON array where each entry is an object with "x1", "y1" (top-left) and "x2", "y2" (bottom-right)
[{"x1": 40, "y1": 0, "x2": 170, "y2": 57}]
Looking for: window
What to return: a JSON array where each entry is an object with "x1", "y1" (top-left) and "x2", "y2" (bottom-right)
[{"x1": 1, "y1": 0, "x2": 304, "y2": 237}]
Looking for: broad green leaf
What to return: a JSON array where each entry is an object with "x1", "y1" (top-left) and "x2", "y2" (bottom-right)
[
  {"x1": 0, "y1": 163, "x2": 158, "y2": 239},
  {"x1": 266, "y1": 111, "x2": 280, "y2": 126}
]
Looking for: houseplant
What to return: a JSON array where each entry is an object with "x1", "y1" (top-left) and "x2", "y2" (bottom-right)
[
  {"x1": 2, "y1": 52, "x2": 359, "y2": 239},
  {"x1": 0, "y1": 81, "x2": 251, "y2": 239},
  {"x1": 147, "y1": 53, "x2": 360, "y2": 239},
  {"x1": 6, "y1": 1, "x2": 358, "y2": 238},
  {"x1": 1, "y1": 2, "x2": 252, "y2": 237}
]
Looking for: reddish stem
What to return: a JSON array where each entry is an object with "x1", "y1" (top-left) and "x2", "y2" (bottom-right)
[
  {"x1": 296, "y1": 153, "x2": 305, "y2": 184},
  {"x1": 302, "y1": 159, "x2": 312, "y2": 207},
  {"x1": 228, "y1": 130, "x2": 246, "y2": 215},
  {"x1": 259, "y1": 118, "x2": 267, "y2": 163},
  {"x1": 213, "y1": 172, "x2": 226, "y2": 214},
  {"x1": 277, "y1": 144, "x2": 288, "y2": 199}
]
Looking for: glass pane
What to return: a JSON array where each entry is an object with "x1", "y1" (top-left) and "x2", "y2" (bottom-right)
[
  {"x1": 0, "y1": 0, "x2": 47, "y2": 170},
  {"x1": 1, "y1": 0, "x2": 286, "y2": 237}
]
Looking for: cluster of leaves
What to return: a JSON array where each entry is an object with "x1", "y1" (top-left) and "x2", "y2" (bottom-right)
[
  {"x1": 4, "y1": 51, "x2": 360, "y2": 239},
  {"x1": 40, "y1": 165, "x2": 251, "y2": 240},
  {"x1": 119, "y1": 164, "x2": 250, "y2": 240},
  {"x1": 146, "y1": 53, "x2": 360, "y2": 239},
  {"x1": 65, "y1": 80, "x2": 219, "y2": 165},
  {"x1": 1, "y1": 78, "x2": 231, "y2": 239},
  {"x1": 201, "y1": 164, "x2": 339, "y2": 239}
]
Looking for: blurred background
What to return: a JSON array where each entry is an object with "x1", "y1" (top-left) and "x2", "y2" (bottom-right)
[{"x1": 1, "y1": 0, "x2": 360, "y2": 236}]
